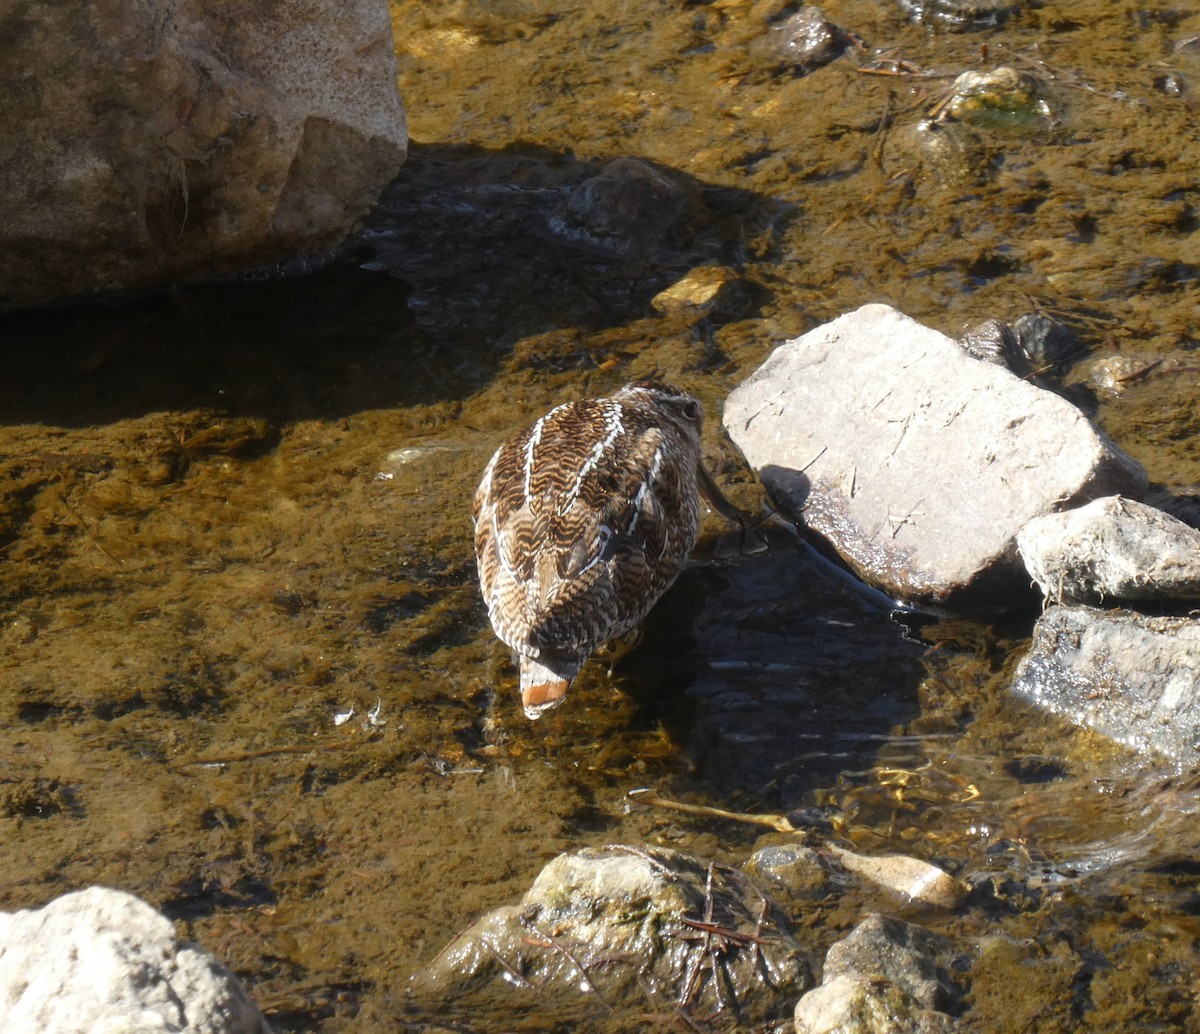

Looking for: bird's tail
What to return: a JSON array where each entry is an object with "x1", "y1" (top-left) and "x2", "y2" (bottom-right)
[{"x1": 519, "y1": 656, "x2": 574, "y2": 719}]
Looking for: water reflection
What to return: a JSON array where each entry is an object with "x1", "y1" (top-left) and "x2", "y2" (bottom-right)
[{"x1": 627, "y1": 538, "x2": 926, "y2": 806}]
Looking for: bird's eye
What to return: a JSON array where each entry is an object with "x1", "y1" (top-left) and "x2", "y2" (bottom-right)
[{"x1": 681, "y1": 399, "x2": 701, "y2": 421}]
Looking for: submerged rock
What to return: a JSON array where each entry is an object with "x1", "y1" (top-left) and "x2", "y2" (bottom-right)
[
  {"x1": 956, "y1": 319, "x2": 1017, "y2": 366},
  {"x1": 1011, "y1": 605, "x2": 1200, "y2": 764},
  {"x1": 1017, "y1": 495, "x2": 1200, "y2": 603},
  {"x1": 936, "y1": 67, "x2": 1054, "y2": 129},
  {"x1": 894, "y1": 0, "x2": 1020, "y2": 31},
  {"x1": 0, "y1": 0, "x2": 407, "y2": 306},
  {"x1": 956, "y1": 313, "x2": 1080, "y2": 376},
  {"x1": 722, "y1": 304, "x2": 1147, "y2": 607},
  {"x1": 825, "y1": 845, "x2": 969, "y2": 910},
  {"x1": 1009, "y1": 313, "x2": 1081, "y2": 372},
  {"x1": 745, "y1": 842, "x2": 831, "y2": 902},
  {"x1": 794, "y1": 914, "x2": 958, "y2": 1033},
  {"x1": 766, "y1": 7, "x2": 854, "y2": 74},
  {"x1": 0, "y1": 887, "x2": 269, "y2": 1034},
  {"x1": 651, "y1": 264, "x2": 753, "y2": 322},
  {"x1": 550, "y1": 157, "x2": 704, "y2": 259},
  {"x1": 410, "y1": 845, "x2": 813, "y2": 1025},
  {"x1": 901, "y1": 119, "x2": 993, "y2": 189},
  {"x1": 1079, "y1": 351, "x2": 1199, "y2": 398}
]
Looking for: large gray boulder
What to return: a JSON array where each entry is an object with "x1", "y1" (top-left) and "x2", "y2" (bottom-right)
[
  {"x1": 0, "y1": 0, "x2": 407, "y2": 306},
  {"x1": 0, "y1": 886, "x2": 269, "y2": 1034},
  {"x1": 723, "y1": 304, "x2": 1146, "y2": 607},
  {"x1": 1011, "y1": 605, "x2": 1200, "y2": 764},
  {"x1": 1017, "y1": 495, "x2": 1200, "y2": 603}
]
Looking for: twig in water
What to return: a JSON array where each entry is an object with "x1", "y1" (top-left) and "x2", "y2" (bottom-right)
[
  {"x1": 678, "y1": 917, "x2": 776, "y2": 949},
  {"x1": 176, "y1": 738, "x2": 362, "y2": 768},
  {"x1": 749, "y1": 896, "x2": 768, "y2": 981},
  {"x1": 702, "y1": 863, "x2": 728, "y2": 1017},
  {"x1": 606, "y1": 842, "x2": 685, "y2": 881},
  {"x1": 626, "y1": 789, "x2": 799, "y2": 834},
  {"x1": 522, "y1": 918, "x2": 613, "y2": 1012},
  {"x1": 1114, "y1": 358, "x2": 1164, "y2": 383},
  {"x1": 480, "y1": 938, "x2": 533, "y2": 989}
]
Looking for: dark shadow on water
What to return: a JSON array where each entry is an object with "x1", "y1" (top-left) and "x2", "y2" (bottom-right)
[
  {"x1": 609, "y1": 462, "x2": 941, "y2": 820},
  {"x1": 363, "y1": 140, "x2": 782, "y2": 344},
  {"x1": 621, "y1": 534, "x2": 929, "y2": 814},
  {"x1": 0, "y1": 140, "x2": 781, "y2": 428},
  {"x1": 160, "y1": 872, "x2": 278, "y2": 923},
  {"x1": 0, "y1": 263, "x2": 419, "y2": 427}
]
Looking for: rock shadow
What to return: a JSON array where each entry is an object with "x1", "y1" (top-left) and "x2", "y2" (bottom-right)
[{"x1": 0, "y1": 140, "x2": 782, "y2": 428}]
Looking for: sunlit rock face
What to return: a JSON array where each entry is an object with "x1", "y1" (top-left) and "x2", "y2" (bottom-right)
[
  {"x1": 795, "y1": 913, "x2": 959, "y2": 1034},
  {"x1": 723, "y1": 304, "x2": 1147, "y2": 609},
  {"x1": 1012, "y1": 606, "x2": 1200, "y2": 765},
  {"x1": 0, "y1": 0, "x2": 408, "y2": 307},
  {"x1": 0, "y1": 887, "x2": 270, "y2": 1034},
  {"x1": 1018, "y1": 495, "x2": 1200, "y2": 604}
]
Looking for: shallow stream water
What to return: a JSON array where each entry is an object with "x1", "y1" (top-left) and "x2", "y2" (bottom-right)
[{"x1": 2, "y1": 1, "x2": 1199, "y2": 1030}]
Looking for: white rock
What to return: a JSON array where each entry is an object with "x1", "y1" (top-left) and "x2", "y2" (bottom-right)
[
  {"x1": 723, "y1": 304, "x2": 1146, "y2": 606},
  {"x1": 794, "y1": 914, "x2": 957, "y2": 1034},
  {"x1": 824, "y1": 845, "x2": 968, "y2": 910},
  {"x1": 1017, "y1": 495, "x2": 1200, "y2": 602},
  {"x1": 1011, "y1": 605, "x2": 1200, "y2": 764},
  {"x1": 0, "y1": 887, "x2": 269, "y2": 1034},
  {"x1": 794, "y1": 974, "x2": 956, "y2": 1034},
  {"x1": 1, "y1": 0, "x2": 407, "y2": 306}
]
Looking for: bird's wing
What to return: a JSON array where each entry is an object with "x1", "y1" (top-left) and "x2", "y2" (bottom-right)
[{"x1": 475, "y1": 399, "x2": 696, "y2": 660}]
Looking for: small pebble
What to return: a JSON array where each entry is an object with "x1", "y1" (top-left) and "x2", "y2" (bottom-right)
[{"x1": 825, "y1": 844, "x2": 969, "y2": 909}]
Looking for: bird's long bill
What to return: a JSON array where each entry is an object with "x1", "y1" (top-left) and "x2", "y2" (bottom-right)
[{"x1": 696, "y1": 461, "x2": 745, "y2": 528}]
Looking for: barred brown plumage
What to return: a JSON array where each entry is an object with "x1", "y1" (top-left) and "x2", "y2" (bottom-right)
[{"x1": 472, "y1": 380, "x2": 733, "y2": 719}]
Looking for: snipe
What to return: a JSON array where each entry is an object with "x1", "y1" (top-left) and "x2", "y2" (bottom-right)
[{"x1": 473, "y1": 380, "x2": 739, "y2": 719}]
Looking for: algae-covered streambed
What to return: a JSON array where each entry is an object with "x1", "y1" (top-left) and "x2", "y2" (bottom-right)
[{"x1": 2, "y1": 1, "x2": 1199, "y2": 1030}]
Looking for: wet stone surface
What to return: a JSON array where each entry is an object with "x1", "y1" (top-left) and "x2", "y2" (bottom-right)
[
  {"x1": 795, "y1": 913, "x2": 959, "y2": 1034},
  {"x1": 3, "y1": 0, "x2": 1200, "y2": 1031},
  {"x1": 894, "y1": 0, "x2": 1020, "y2": 31},
  {"x1": 1018, "y1": 495, "x2": 1200, "y2": 603},
  {"x1": 410, "y1": 845, "x2": 813, "y2": 1025},
  {"x1": 761, "y1": 6, "x2": 857, "y2": 75},
  {"x1": 1011, "y1": 605, "x2": 1200, "y2": 764},
  {"x1": 937, "y1": 66, "x2": 1054, "y2": 129}
]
